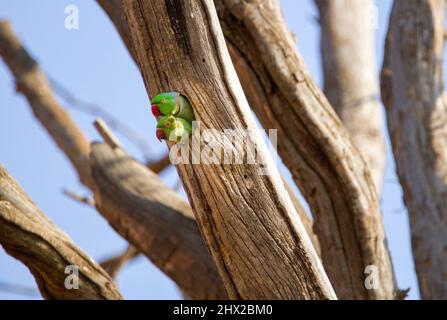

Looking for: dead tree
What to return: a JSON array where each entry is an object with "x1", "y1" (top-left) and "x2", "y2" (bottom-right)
[
  {"x1": 0, "y1": 0, "x2": 410, "y2": 300},
  {"x1": 122, "y1": 0, "x2": 335, "y2": 300},
  {"x1": 0, "y1": 165, "x2": 122, "y2": 300},
  {"x1": 316, "y1": 0, "x2": 386, "y2": 193},
  {"x1": 0, "y1": 20, "x2": 226, "y2": 300},
  {"x1": 214, "y1": 0, "x2": 395, "y2": 299},
  {"x1": 381, "y1": 0, "x2": 447, "y2": 299},
  {"x1": 100, "y1": 0, "x2": 396, "y2": 300}
]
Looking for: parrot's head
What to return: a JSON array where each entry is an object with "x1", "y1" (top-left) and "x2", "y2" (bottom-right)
[
  {"x1": 156, "y1": 115, "x2": 177, "y2": 141},
  {"x1": 151, "y1": 92, "x2": 180, "y2": 117}
]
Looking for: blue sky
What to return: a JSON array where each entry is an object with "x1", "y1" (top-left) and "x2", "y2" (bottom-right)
[{"x1": 0, "y1": 1, "x2": 419, "y2": 299}]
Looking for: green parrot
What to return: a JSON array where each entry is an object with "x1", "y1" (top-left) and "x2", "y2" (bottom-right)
[
  {"x1": 156, "y1": 115, "x2": 193, "y2": 142},
  {"x1": 151, "y1": 92, "x2": 195, "y2": 123},
  {"x1": 151, "y1": 92, "x2": 195, "y2": 142}
]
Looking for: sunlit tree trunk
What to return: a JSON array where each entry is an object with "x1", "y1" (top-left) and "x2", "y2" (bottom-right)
[
  {"x1": 316, "y1": 0, "x2": 386, "y2": 193},
  {"x1": 381, "y1": 0, "x2": 447, "y2": 299}
]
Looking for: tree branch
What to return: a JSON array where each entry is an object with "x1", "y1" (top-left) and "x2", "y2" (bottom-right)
[
  {"x1": 215, "y1": 0, "x2": 395, "y2": 299},
  {"x1": 62, "y1": 189, "x2": 95, "y2": 207},
  {"x1": 0, "y1": 165, "x2": 122, "y2": 300},
  {"x1": 122, "y1": 0, "x2": 335, "y2": 299},
  {"x1": 95, "y1": 0, "x2": 319, "y2": 261},
  {"x1": 0, "y1": 20, "x2": 227, "y2": 299},
  {"x1": 315, "y1": 0, "x2": 386, "y2": 193},
  {"x1": 89, "y1": 142, "x2": 227, "y2": 299},
  {"x1": 98, "y1": 0, "x2": 392, "y2": 299},
  {"x1": 381, "y1": 0, "x2": 447, "y2": 299},
  {"x1": 100, "y1": 245, "x2": 139, "y2": 279},
  {"x1": 147, "y1": 154, "x2": 171, "y2": 173}
]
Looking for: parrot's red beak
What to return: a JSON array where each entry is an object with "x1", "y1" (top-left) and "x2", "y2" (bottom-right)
[
  {"x1": 156, "y1": 128, "x2": 165, "y2": 142},
  {"x1": 151, "y1": 104, "x2": 161, "y2": 117}
]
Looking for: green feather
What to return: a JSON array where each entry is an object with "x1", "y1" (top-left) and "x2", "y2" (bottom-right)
[
  {"x1": 157, "y1": 115, "x2": 192, "y2": 142},
  {"x1": 152, "y1": 92, "x2": 195, "y2": 122}
]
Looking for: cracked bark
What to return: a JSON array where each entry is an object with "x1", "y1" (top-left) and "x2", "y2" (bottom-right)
[
  {"x1": 89, "y1": 142, "x2": 227, "y2": 299},
  {"x1": 381, "y1": 0, "x2": 447, "y2": 299},
  {"x1": 122, "y1": 0, "x2": 335, "y2": 299},
  {"x1": 104, "y1": 0, "x2": 395, "y2": 299},
  {"x1": 0, "y1": 20, "x2": 227, "y2": 299},
  {"x1": 0, "y1": 165, "x2": 122, "y2": 300},
  {"x1": 215, "y1": 0, "x2": 395, "y2": 299},
  {"x1": 95, "y1": 0, "x2": 319, "y2": 255}
]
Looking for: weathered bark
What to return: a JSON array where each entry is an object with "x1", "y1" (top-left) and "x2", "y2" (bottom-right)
[
  {"x1": 89, "y1": 142, "x2": 227, "y2": 299},
  {"x1": 123, "y1": 0, "x2": 335, "y2": 300},
  {"x1": 0, "y1": 20, "x2": 227, "y2": 299},
  {"x1": 100, "y1": 0, "x2": 395, "y2": 299},
  {"x1": 316, "y1": 0, "x2": 386, "y2": 193},
  {"x1": 215, "y1": 0, "x2": 395, "y2": 299},
  {"x1": 0, "y1": 165, "x2": 122, "y2": 300},
  {"x1": 381, "y1": 0, "x2": 447, "y2": 299},
  {"x1": 283, "y1": 179, "x2": 320, "y2": 255},
  {"x1": 0, "y1": 20, "x2": 93, "y2": 189},
  {"x1": 95, "y1": 0, "x2": 319, "y2": 252}
]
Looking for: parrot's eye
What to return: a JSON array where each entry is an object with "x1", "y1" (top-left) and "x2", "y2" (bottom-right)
[{"x1": 166, "y1": 122, "x2": 170, "y2": 127}]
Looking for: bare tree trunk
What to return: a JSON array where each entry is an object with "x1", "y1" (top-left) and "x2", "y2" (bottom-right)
[
  {"x1": 381, "y1": 0, "x2": 447, "y2": 299},
  {"x1": 89, "y1": 142, "x2": 227, "y2": 299},
  {"x1": 0, "y1": 165, "x2": 122, "y2": 300},
  {"x1": 96, "y1": 0, "x2": 320, "y2": 252},
  {"x1": 316, "y1": 0, "x2": 386, "y2": 193},
  {"x1": 0, "y1": 20, "x2": 227, "y2": 300},
  {"x1": 99, "y1": 0, "x2": 396, "y2": 300},
  {"x1": 122, "y1": 0, "x2": 335, "y2": 300},
  {"x1": 216, "y1": 0, "x2": 396, "y2": 299}
]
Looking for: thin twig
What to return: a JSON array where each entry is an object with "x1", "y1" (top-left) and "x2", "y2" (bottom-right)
[
  {"x1": 147, "y1": 154, "x2": 171, "y2": 174},
  {"x1": 100, "y1": 246, "x2": 139, "y2": 280},
  {"x1": 62, "y1": 189, "x2": 95, "y2": 207},
  {"x1": 94, "y1": 118, "x2": 123, "y2": 149}
]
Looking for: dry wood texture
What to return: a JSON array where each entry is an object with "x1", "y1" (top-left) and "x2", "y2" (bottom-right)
[
  {"x1": 316, "y1": 0, "x2": 386, "y2": 193},
  {"x1": 0, "y1": 20, "x2": 226, "y2": 299},
  {"x1": 381, "y1": 0, "x2": 447, "y2": 299},
  {"x1": 101, "y1": 0, "x2": 395, "y2": 298},
  {"x1": 122, "y1": 0, "x2": 335, "y2": 299},
  {"x1": 0, "y1": 165, "x2": 122, "y2": 300},
  {"x1": 95, "y1": 0, "x2": 319, "y2": 251},
  {"x1": 215, "y1": 0, "x2": 395, "y2": 299},
  {"x1": 89, "y1": 142, "x2": 227, "y2": 299}
]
